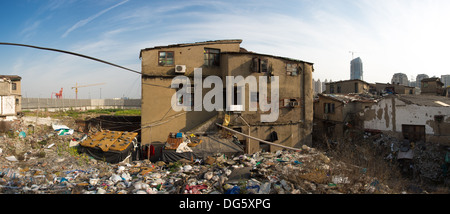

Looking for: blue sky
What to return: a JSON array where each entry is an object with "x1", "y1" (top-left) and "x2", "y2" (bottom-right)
[{"x1": 1, "y1": 0, "x2": 450, "y2": 99}]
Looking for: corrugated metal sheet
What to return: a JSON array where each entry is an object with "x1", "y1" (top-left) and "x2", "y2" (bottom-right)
[{"x1": 80, "y1": 130, "x2": 138, "y2": 152}]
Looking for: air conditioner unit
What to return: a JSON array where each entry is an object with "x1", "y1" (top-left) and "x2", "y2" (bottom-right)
[
  {"x1": 175, "y1": 65, "x2": 186, "y2": 73},
  {"x1": 229, "y1": 105, "x2": 244, "y2": 112}
]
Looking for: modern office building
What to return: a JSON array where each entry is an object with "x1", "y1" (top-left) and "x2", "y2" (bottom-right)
[{"x1": 350, "y1": 57, "x2": 363, "y2": 80}]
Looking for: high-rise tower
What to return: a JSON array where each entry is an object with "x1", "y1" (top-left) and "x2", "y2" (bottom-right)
[{"x1": 350, "y1": 57, "x2": 363, "y2": 80}]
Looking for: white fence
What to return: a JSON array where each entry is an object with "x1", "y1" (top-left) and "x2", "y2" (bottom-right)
[{"x1": 21, "y1": 98, "x2": 141, "y2": 111}]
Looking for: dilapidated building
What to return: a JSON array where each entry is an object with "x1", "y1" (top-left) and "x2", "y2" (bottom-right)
[
  {"x1": 360, "y1": 94, "x2": 450, "y2": 145},
  {"x1": 0, "y1": 75, "x2": 21, "y2": 116},
  {"x1": 324, "y1": 79, "x2": 371, "y2": 94},
  {"x1": 313, "y1": 93, "x2": 377, "y2": 142},
  {"x1": 139, "y1": 39, "x2": 314, "y2": 153},
  {"x1": 421, "y1": 77, "x2": 444, "y2": 96}
]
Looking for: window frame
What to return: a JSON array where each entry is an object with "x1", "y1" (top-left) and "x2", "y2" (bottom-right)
[
  {"x1": 324, "y1": 103, "x2": 335, "y2": 114},
  {"x1": 204, "y1": 48, "x2": 220, "y2": 67},
  {"x1": 158, "y1": 51, "x2": 174, "y2": 66}
]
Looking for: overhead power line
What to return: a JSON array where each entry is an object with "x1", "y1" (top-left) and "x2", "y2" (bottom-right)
[{"x1": 0, "y1": 42, "x2": 142, "y2": 75}]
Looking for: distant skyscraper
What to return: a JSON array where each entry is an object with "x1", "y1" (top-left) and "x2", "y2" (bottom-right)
[
  {"x1": 391, "y1": 73, "x2": 409, "y2": 86},
  {"x1": 416, "y1": 74, "x2": 429, "y2": 88},
  {"x1": 322, "y1": 79, "x2": 327, "y2": 93},
  {"x1": 314, "y1": 78, "x2": 322, "y2": 94},
  {"x1": 350, "y1": 57, "x2": 363, "y2": 80},
  {"x1": 441, "y1": 75, "x2": 450, "y2": 88}
]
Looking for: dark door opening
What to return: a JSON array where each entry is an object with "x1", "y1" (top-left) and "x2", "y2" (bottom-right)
[{"x1": 402, "y1": 124, "x2": 426, "y2": 142}]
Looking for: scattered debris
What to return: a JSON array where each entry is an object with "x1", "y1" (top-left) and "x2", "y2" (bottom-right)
[{"x1": 0, "y1": 115, "x2": 448, "y2": 194}]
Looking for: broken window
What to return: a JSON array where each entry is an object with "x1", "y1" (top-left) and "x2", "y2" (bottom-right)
[
  {"x1": 286, "y1": 64, "x2": 298, "y2": 76},
  {"x1": 324, "y1": 103, "x2": 335, "y2": 114},
  {"x1": 158, "y1": 51, "x2": 174, "y2": 66},
  {"x1": 281, "y1": 98, "x2": 300, "y2": 108},
  {"x1": 251, "y1": 57, "x2": 268, "y2": 73},
  {"x1": 260, "y1": 59, "x2": 268, "y2": 73},
  {"x1": 204, "y1": 48, "x2": 220, "y2": 66}
]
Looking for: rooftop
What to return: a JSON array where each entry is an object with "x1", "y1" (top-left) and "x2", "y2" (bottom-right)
[
  {"x1": 140, "y1": 39, "x2": 243, "y2": 52},
  {"x1": 221, "y1": 51, "x2": 313, "y2": 65},
  {"x1": 0, "y1": 75, "x2": 21, "y2": 81},
  {"x1": 396, "y1": 94, "x2": 450, "y2": 107},
  {"x1": 318, "y1": 93, "x2": 378, "y2": 104},
  {"x1": 421, "y1": 77, "x2": 444, "y2": 85},
  {"x1": 325, "y1": 79, "x2": 370, "y2": 85}
]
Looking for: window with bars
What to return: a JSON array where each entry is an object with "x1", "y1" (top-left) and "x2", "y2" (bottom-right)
[
  {"x1": 158, "y1": 51, "x2": 174, "y2": 66},
  {"x1": 204, "y1": 48, "x2": 220, "y2": 66}
]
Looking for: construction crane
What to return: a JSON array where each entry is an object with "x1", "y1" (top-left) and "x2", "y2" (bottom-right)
[
  {"x1": 349, "y1": 51, "x2": 356, "y2": 60},
  {"x1": 72, "y1": 82, "x2": 106, "y2": 99}
]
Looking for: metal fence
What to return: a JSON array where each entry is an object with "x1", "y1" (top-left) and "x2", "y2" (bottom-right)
[{"x1": 21, "y1": 98, "x2": 141, "y2": 111}]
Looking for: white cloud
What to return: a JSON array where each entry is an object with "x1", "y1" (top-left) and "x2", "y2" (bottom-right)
[{"x1": 62, "y1": 0, "x2": 130, "y2": 38}]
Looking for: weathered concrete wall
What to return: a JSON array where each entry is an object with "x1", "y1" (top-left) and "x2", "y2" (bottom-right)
[
  {"x1": 361, "y1": 96, "x2": 450, "y2": 144},
  {"x1": 140, "y1": 43, "x2": 314, "y2": 150},
  {"x1": 141, "y1": 41, "x2": 241, "y2": 77},
  {"x1": 325, "y1": 80, "x2": 369, "y2": 94}
]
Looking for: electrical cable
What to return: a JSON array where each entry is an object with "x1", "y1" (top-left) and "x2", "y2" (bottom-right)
[{"x1": 0, "y1": 42, "x2": 143, "y2": 75}]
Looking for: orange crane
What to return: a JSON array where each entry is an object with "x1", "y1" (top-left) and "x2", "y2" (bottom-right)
[
  {"x1": 72, "y1": 82, "x2": 106, "y2": 99},
  {"x1": 51, "y1": 88, "x2": 63, "y2": 99}
]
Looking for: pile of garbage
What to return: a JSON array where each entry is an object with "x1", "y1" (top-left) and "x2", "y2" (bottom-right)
[
  {"x1": 0, "y1": 124, "x2": 398, "y2": 194},
  {"x1": 6, "y1": 115, "x2": 438, "y2": 194},
  {"x1": 365, "y1": 131, "x2": 450, "y2": 184}
]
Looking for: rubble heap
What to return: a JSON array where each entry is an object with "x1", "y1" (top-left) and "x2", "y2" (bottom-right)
[{"x1": 1, "y1": 123, "x2": 398, "y2": 194}]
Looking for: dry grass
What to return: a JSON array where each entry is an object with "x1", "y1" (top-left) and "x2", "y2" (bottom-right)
[{"x1": 316, "y1": 130, "x2": 411, "y2": 193}]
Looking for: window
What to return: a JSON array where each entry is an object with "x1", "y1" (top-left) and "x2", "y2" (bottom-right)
[
  {"x1": 354, "y1": 83, "x2": 359, "y2": 93},
  {"x1": 286, "y1": 64, "x2": 298, "y2": 76},
  {"x1": 204, "y1": 48, "x2": 220, "y2": 66},
  {"x1": 330, "y1": 85, "x2": 335, "y2": 93},
  {"x1": 337, "y1": 85, "x2": 341, "y2": 93},
  {"x1": 324, "y1": 103, "x2": 335, "y2": 114},
  {"x1": 260, "y1": 59, "x2": 268, "y2": 73},
  {"x1": 158, "y1": 51, "x2": 174, "y2": 66},
  {"x1": 251, "y1": 57, "x2": 268, "y2": 73},
  {"x1": 12, "y1": 83, "x2": 17, "y2": 91}
]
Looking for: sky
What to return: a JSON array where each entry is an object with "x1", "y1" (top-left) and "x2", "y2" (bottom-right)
[{"x1": 1, "y1": 0, "x2": 450, "y2": 99}]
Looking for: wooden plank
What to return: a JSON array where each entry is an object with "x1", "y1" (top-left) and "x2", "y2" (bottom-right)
[{"x1": 215, "y1": 123, "x2": 301, "y2": 152}]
